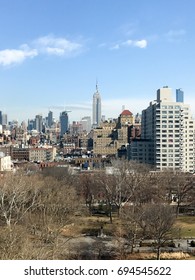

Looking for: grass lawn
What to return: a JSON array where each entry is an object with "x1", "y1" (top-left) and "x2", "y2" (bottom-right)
[
  {"x1": 61, "y1": 214, "x2": 195, "y2": 242},
  {"x1": 174, "y1": 215, "x2": 195, "y2": 238}
]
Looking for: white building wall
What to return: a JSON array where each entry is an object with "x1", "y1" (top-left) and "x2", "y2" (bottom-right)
[
  {"x1": 0, "y1": 156, "x2": 13, "y2": 171},
  {"x1": 141, "y1": 87, "x2": 195, "y2": 172}
]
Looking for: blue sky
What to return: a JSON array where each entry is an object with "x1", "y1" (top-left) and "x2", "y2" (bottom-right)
[{"x1": 1, "y1": 0, "x2": 195, "y2": 123}]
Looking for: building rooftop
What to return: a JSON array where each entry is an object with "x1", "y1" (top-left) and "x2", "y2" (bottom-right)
[{"x1": 120, "y1": 109, "x2": 133, "y2": 116}]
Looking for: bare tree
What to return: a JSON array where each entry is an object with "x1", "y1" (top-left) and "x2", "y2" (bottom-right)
[
  {"x1": 155, "y1": 171, "x2": 195, "y2": 216},
  {"x1": 137, "y1": 204, "x2": 176, "y2": 260},
  {"x1": 0, "y1": 173, "x2": 41, "y2": 230},
  {"x1": 76, "y1": 173, "x2": 97, "y2": 215}
]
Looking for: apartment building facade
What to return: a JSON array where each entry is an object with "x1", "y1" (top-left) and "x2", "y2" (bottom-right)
[
  {"x1": 93, "y1": 121, "x2": 118, "y2": 155},
  {"x1": 140, "y1": 86, "x2": 195, "y2": 172},
  {"x1": 29, "y1": 146, "x2": 56, "y2": 162},
  {"x1": 93, "y1": 110, "x2": 134, "y2": 156}
]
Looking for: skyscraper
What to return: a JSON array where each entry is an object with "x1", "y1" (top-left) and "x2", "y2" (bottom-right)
[
  {"x1": 35, "y1": 114, "x2": 43, "y2": 133},
  {"x1": 2, "y1": 114, "x2": 7, "y2": 126},
  {"x1": 92, "y1": 83, "x2": 101, "y2": 127},
  {"x1": 0, "y1": 111, "x2": 2, "y2": 125},
  {"x1": 176, "y1": 88, "x2": 184, "y2": 102},
  {"x1": 48, "y1": 111, "x2": 53, "y2": 128},
  {"x1": 60, "y1": 111, "x2": 69, "y2": 137}
]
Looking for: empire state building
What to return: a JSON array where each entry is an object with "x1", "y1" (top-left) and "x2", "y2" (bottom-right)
[{"x1": 92, "y1": 83, "x2": 101, "y2": 127}]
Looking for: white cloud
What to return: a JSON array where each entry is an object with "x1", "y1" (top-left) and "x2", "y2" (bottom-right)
[
  {"x1": 0, "y1": 47, "x2": 37, "y2": 66},
  {"x1": 133, "y1": 39, "x2": 147, "y2": 48},
  {"x1": 123, "y1": 39, "x2": 147, "y2": 48},
  {"x1": 46, "y1": 47, "x2": 65, "y2": 56},
  {"x1": 123, "y1": 39, "x2": 133, "y2": 46},
  {"x1": 0, "y1": 34, "x2": 84, "y2": 67},
  {"x1": 34, "y1": 35, "x2": 83, "y2": 56},
  {"x1": 112, "y1": 39, "x2": 148, "y2": 50}
]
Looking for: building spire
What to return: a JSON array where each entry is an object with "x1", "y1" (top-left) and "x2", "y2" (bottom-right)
[{"x1": 96, "y1": 79, "x2": 99, "y2": 92}]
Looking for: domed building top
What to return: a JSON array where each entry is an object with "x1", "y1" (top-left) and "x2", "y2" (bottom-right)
[
  {"x1": 118, "y1": 109, "x2": 134, "y2": 126},
  {"x1": 120, "y1": 109, "x2": 133, "y2": 116}
]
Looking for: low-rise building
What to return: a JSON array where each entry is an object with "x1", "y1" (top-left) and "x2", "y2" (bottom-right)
[
  {"x1": 0, "y1": 153, "x2": 13, "y2": 171},
  {"x1": 29, "y1": 146, "x2": 56, "y2": 162}
]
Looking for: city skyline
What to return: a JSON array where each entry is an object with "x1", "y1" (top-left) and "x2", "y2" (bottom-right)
[
  {"x1": 0, "y1": 85, "x2": 195, "y2": 127},
  {"x1": 1, "y1": 1, "x2": 195, "y2": 122}
]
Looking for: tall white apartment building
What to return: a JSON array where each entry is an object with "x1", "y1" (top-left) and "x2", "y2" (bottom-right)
[{"x1": 141, "y1": 86, "x2": 195, "y2": 172}]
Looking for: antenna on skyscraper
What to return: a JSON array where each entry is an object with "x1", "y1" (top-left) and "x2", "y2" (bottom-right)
[{"x1": 96, "y1": 78, "x2": 99, "y2": 92}]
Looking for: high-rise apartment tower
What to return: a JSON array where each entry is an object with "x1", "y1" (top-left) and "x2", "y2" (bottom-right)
[{"x1": 141, "y1": 86, "x2": 195, "y2": 172}]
